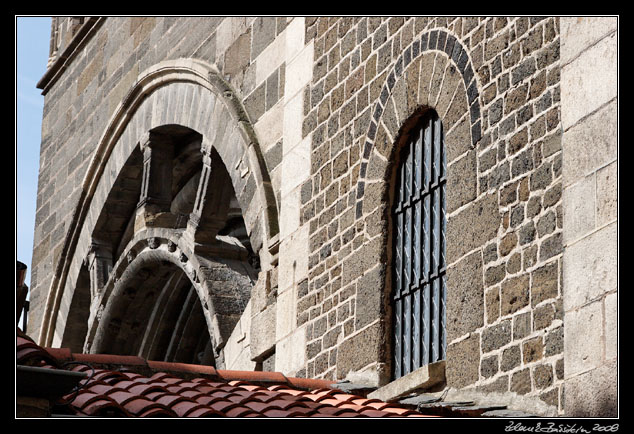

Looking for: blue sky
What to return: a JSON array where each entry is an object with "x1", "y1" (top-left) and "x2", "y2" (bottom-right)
[{"x1": 16, "y1": 16, "x2": 51, "y2": 288}]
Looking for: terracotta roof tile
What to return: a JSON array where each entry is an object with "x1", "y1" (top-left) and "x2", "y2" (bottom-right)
[{"x1": 16, "y1": 328, "x2": 439, "y2": 418}]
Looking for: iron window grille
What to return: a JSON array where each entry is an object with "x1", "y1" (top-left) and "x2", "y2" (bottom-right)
[{"x1": 392, "y1": 110, "x2": 446, "y2": 379}]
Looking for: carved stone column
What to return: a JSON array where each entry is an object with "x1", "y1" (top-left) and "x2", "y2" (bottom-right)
[
  {"x1": 184, "y1": 141, "x2": 233, "y2": 254},
  {"x1": 86, "y1": 240, "x2": 113, "y2": 300},
  {"x1": 188, "y1": 148, "x2": 213, "y2": 230},
  {"x1": 135, "y1": 132, "x2": 176, "y2": 230}
]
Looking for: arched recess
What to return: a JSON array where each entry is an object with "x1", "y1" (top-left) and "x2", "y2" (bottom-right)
[
  {"x1": 87, "y1": 229, "x2": 254, "y2": 365},
  {"x1": 39, "y1": 59, "x2": 279, "y2": 349},
  {"x1": 349, "y1": 30, "x2": 482, "y2": 379}
]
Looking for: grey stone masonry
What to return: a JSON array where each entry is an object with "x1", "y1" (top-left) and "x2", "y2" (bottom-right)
[
  {"x1": 27, "y1": 16, "x2": 617, "y2": 418},
  {"x1": 299, "y1": 16, "x2": 566, "y2": 415}
]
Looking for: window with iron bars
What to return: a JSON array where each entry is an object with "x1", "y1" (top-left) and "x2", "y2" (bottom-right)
[{"x1": 392, "y1": 110, "x2": 446, "y2": 379}]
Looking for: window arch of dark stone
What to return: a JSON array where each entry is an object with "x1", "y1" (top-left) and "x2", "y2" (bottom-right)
[{"x1": 391, "y1": 109, "x2": 446, "y2": 380}]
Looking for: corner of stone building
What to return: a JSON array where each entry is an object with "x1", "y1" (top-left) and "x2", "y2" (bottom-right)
[{"x1": 560, "y1": 16, "x2": 618, "y2": 418}]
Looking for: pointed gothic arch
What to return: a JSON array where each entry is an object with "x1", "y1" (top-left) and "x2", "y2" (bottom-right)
[{"x1": 39, "y1": 59, "x2": 280, "y2": 354}]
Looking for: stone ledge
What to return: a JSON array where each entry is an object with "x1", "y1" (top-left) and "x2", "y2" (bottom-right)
[{"x1": 367, "y1": 360, "x2": 445, "y2": 402}]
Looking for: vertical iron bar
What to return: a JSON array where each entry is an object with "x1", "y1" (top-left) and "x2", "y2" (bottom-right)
[
  {"x1": 403, "y1": 293, "x2": 411, "y2": 375},
  {"x1": 394, "y1": 298, "x2": 402, "y2": 378}
]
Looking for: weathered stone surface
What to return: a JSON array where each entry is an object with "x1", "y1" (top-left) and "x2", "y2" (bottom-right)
[
  {"x1": 562, "y1": 174, "x2": 595, "y2": 244},
  {"x1": 561, "y1": 32, "x2": 617, "y2": 129},
  {"x1": 482, "y1": 319, "x2": 512, "y2": 353},
  {"x1": 563, "y1": 222, "x2": 617, "y2": 311},
  {"x1": 446, "y1": 251, "x2": 484, "y2": 342},
  {"x1": 560, "y1": 17, "x2": 617, "y2": 65},
  {"x1": 336, "y1": 323, "x2": 384, "y2": 379},
  {"x1": 523, "y1": 336, "x2": 544, "y2": 364},
  {"x1": 531, "y1": 261, "x2": 558, "y2": 306},
  {"x1": 446, "y1": 193, "x2": 499, "y2": 263},
  {"x1": 355, "y1": 265, "x2": 386, "y2": 330},
  {"x1": 564, "y1": 301, "x2": 604, "y2": 377},
  {"x1": 481, "y1": 355, "x2": 498, "y2": 378},
  {"x1": 513, "y1": 311, "x2": 531, "y2": 340},
  {"x1": 501, "y1": 345, "x2": 521, "y2": 372},
  {"x1": 562, "y1": 100, "x2": 617, "y2": 186},
  {"x1": 446, "y1": 333, "x2": 480, "y2": 389},
  {"x1": 533, "y1": 363, "x2": 553, "y2": 389},
  {"x1": 565, "y1": 359, "x2": 617, "y2": 417},
  {"x1": 446, "y1": 150, "x2": 477, "y2": 213},
  {"x1": 250, "y1": 301, "x2": 276, "y2": 360},
  {"x1": 30, "y1": 18, "x2": 612, "y2": 417},
  {"x1": 341, "y1": 236, "x2": 385, "y2": 287},
  {"x1": 510, "y1": 368, "x2": 532, "y2": 395},
  {"x1": 596, "y1": 161, "x2": 617, "y2": 227},
  {"x1": 501, "y1": 274, "x2": 530, "y2": 316}
]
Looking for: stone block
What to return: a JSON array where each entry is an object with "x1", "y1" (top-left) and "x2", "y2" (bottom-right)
[
  {"x1": 564, "y1": 300, "x2": 603, "y2": 377},
  {"x1": 562, "y1": 101, "x2": 618, "y2": 186},
  {"x1": 276, "y1": 285, "x2": 296, "y2": 341},
  {"x1": 596, "y1": 161, "x2": 617, "y2": 227},
  {"x1": 512, "y1": 312, "x2": 531, "y2": 343},
  {"x1": 446, "y1": 150, "x2": 477, "y2": 213},
  {"x1": 277, "y1": 224, "x2": 309, "y2": 292},
  {"x1": 254, "y1": 29, "x2": 285, "y2": 86},
  {"x1": 564, "y1": 359, "x2": 617, "y2": 417},
  {"x1": 336, "y1": 323, "x2": 384, "y2": 380},
  {"x1": 368, "y1": 361, "x2": 446, "y2": 402},
  {"x1": 533, "y1": 363, "x2": 553, "y2": 389},
  {"x1": 285, "y1": 42, "x2": 313, "y2": 100},
  {"x1": 444, "y1": 114, "x2": 471, "y2": 165},
  {"x1": 224, "y1": 29, "x2": 251, "y2": 78},
  {"x1": 545, "y1": 326, "x2": 563, "y2": 357},
  {"x1": 250, "y1": 302, "x2": 276, "y2": 361},
  {"x1": 533, "y1": 303, "x2": 556, "y2": 330},
  {"x1": 563, "y1": 174, "x2": 595, "y2": 244},
  {"x1": 481, "y1": 319, "x2": 512, "y2": 353},
  {"x1": 446, "y1": 193, "x2": 499, "y2": 264},
  {"x1": 254, "y1": 99, "x2": 283, "y2": 150},
  {"x1": 561, "y1": 32, "x2": 617, "y2": 129},
  {"x1": 355, "y1": 264, "x2": 386, "y2": 330},
  {"x1": 522, "y1": 336, "x2": 544, "y2": 364},
  {"x1": 510, "y1": 368, "x2": 531, "y2": 395},
  {"x1": 501, "y1": 345, "x2": 521, "y2": 372},
  {"x1": 437, "y1": 66, "x2": 462, "y2": 119},
  {"x1": 275, "y1": 326, "x2": 307, "y2": 376},
  {"x1": 539, "y1": 232, "x2": 562, "y2": 262},
  {"x1": 560, "y1": 17, "x2": 617, "y2": 66},
  {"x1": 280, "y1": 135, "x2": 311, "y2": 198},
  {"x1": 604, "y1": 291, "x2": 617, "y2": 361},
  {"x1": 563, "y1": 222, "x2": 617, "y2": 311},
  {"x1": 279, "y1": 188, "x2": 301, "y2": 241},
  {"x1": 501, "y1": 274, "x2": 529, "y2": 316},
  {"x1": 531, "y1": 261, "x2": 559, "y2": 306},
  {"x1": 446, "y1": 250, "x2": 484, "y2": 342},
  {"x1": 251, "y1": 17, "x2": 276, "y2": 60},
  {"x1": 285, "y1": 18, "x2": 305, "y2": 63},
  {"x1": 342, "y1": 236, "x2": 385, "y2": 287},
  {"x1": 446, "y1": 333, "x2": 480, "y2": 389},
  {"x1": 417, "y1": 52, "x2": 437, "y2": 109},
  {"x1": 485, "y1": 288, "x2": 500, "y2": 325},
  {"x1": 481, "y1": 355, "x2": 498, "y2": 378}
]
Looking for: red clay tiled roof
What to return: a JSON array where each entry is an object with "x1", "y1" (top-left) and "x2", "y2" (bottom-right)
[{"x1": 17, "y1": 328, "x2": 436, "y2": 418}]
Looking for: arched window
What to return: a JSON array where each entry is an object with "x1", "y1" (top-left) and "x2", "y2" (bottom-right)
[{"x1": 392, "y1": 110, "x2": 446, "y2": 379}]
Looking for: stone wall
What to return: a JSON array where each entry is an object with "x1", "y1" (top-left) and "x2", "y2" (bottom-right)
[
  {"x1": 297, "y1": 16, "x2": 565, "y2": 414},
  {"x1": 560, "y1": 17, "x2": 618, "y2": 417}
]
